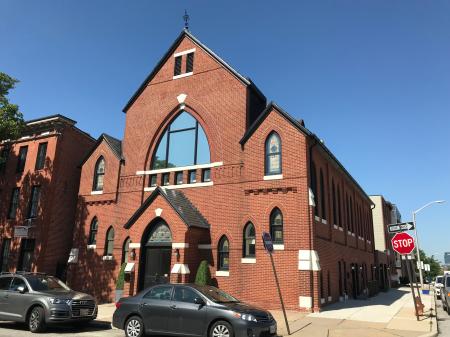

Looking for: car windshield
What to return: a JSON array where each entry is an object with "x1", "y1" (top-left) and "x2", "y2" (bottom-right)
[
  {"x1": 437, "y1": 276, "x2": 443, "y2": 284},
  {"x1": 26, "y1": 275, "x2": 70, "y2": 292},
  {"x1": 195, "y1": 286, "x2": 239, "y2": 303}
]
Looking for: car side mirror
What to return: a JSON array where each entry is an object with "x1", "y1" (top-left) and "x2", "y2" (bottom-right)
[
  {"x1": 17, "y1": 286, "x2": 26, "y2": 294},
  {"x1": 194, "y1": 297, "x2": 205, "y2": 306}
]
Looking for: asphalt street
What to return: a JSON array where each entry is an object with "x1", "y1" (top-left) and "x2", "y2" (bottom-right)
[
  {"x1": 436, "y1": 295, "x2": 450, "y2": 336},
  {"x1": 0, "y1": 320, "x2": 123, "y2": 337}
]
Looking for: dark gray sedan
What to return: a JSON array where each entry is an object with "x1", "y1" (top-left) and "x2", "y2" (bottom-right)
[{"x1": 113, "y1": 283, "x2": 277, "y2": 337}]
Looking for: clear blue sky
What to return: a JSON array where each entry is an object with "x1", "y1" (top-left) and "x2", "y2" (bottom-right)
[{"x1": 2, "y1": 1, "x2": 449, "y2": 261}]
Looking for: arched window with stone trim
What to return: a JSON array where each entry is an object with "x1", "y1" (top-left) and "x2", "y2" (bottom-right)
[
  {"x1": 218, "y1": 236, "x2": 229, "y2": 271},
  {"x1": 104, "y1": 226, "x2": 115, "y2": 256},
  {"x1": 88, "y1": 217, "x2": 98, "y2": 245},
  {"x1": 243, "y1": 222, "x2": 256, "y2": 258},
  {"x1": 93, "y1": 156, "x2": 105, "y2": 191},
  {"x1": 151, "y1": 111, "x2": 210, "y2": 169},
  {"x1": 265, "y1": 132, "x2": 282, "y2": 175},
  {"x1": 270, "y1": 208, "x2": 283, "y2": 244},
  {"x1": 121, "y1": 237, "x2": 130, "y2": 264}
]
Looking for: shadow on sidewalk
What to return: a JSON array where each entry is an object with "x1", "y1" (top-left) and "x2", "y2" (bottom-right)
[{"x1": 318, "y1": 288, "x2": 409, "y2": 312}]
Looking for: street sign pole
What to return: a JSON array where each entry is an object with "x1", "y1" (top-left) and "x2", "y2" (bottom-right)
[
  {"x1": 405, "y1": 257, "x2": 419, "y2": 321},
  {"x1": 262, "y1": 232, "x2": 290, "y2": 335},
  {"x1": 410, "y1": 259, "x2": 422, "y2": 304}
]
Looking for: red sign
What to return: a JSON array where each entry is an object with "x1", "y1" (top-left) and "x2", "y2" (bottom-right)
[{"x1": 391, "y1": 232, "x2": 415, "y2": 255}]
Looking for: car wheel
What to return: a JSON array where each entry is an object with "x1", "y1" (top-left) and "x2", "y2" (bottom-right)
[
  {"x1": 210, "y1": 320, "x2": 234, "y2": 337},
  {"x1": 125, "y1": 316, "x2": 144, "y2": 337},
  {"x1": 28, "y1": 306, "x2": 46, "y2": 333}
]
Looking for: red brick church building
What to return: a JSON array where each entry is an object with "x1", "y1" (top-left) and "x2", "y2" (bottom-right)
[{"x1": 68, "y1": 29, "x2": 376, "y2": 312}]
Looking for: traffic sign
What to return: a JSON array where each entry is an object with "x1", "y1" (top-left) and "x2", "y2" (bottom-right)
[
  {"x1": 262, "y1": 232, "x2": 274, "y2": 253},
  {"x1": 391, "y1": 232, "x2": 415, "y2": 255},
  {"x1": 388, "y1": 221, "x2": 415, "y2": 234}
]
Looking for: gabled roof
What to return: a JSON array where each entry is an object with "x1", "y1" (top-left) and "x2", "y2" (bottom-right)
[
  {"x1": 123, "y1": 29, "x2": 254, "y2": 113},
  {"x1": 79, "y1": 133, "x2": 122, "y2": 166},
  {"x1": 123, "y1": 187, "x2": 210, "y2": 230},
  {"x1": 240, "y1": 101, "x2": 309, "y2": 145},
  {"x1": 26, "y1": 114, "x2": 76, "y2": 126},
  {"x1": 240, "y1": 101, "x2": 372, "y2": 203}
]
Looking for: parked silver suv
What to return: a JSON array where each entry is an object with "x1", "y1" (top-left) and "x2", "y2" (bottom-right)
[{"x1": 0, "y1": 272, "x2": 97, "y2": 333}]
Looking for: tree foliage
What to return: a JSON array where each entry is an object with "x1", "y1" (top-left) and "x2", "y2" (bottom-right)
[
  {"x1": 195, "y1": 260, "x2": 212, "y2": 286},
  {"x1": 417, "y1": 249, "x2": 442, "y2": 279},
  {"x1": 116, "y1": 262, "x2": 127, "y2": 290},
  {"x1": 0, "y1": 72, "x2": 25, "y2": 141}
]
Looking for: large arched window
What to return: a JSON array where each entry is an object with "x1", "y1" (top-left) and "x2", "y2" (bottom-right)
[
  {"x1": 104, "y1": 226, "x2": 115, "y2": 256},
  {"x1": 93, "y1": 157, "x2": 105, "y2": 191},
  {"x1": 218, "y1": 236, "x2": 229, "y2": 271},
  {"x1": 243, "y1": 222, "x2": 256, "y2": 258},
  {"x1": 265, "y1": 132, "x2": 282, "y2": 175},
  {"x1": 151, "y1": 111, "x2": 210, "y2": 169},
  {"x1": 88, "y1": 217, "x2": 98, "y2": 245},
  {"x1": 270, "y1": 208, "x2": 283, "y2": 244},
  {"x1": 121, "y1": 237, "x2": 131, "y2": 264},
  {"x1": 311, "y1": 161, "x2": 319, "y2": 216}
]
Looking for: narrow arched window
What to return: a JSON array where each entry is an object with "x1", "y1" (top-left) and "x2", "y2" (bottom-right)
[
  {"x1": 151, "y1": 111, "x2": 210, "y2": 169},
  {"x1": 332, "y1": 180, "x2": 337, "y2": 225},
  {"x1": 243, "y1": 222, "x2": 256, "y2": 258},
  {"x1": 121, "y1": 237, "x2": 130, "y2": 264},
  {"x1": 270, "y1": 208, "x2": 283, "y2": 244},
  {"x1": 218, "y1": 236, "x2": 229, "y2": 271},
  {"x1": 320, "y1": 169, "x2": 327, "y2": 220},
  {"x1": 88, "y1": 217, "x2": 98, "y2": 245},
  {"x1": 311, "y1": 161, "x2": 319, "y2": 216},
  {"x1": 93, "y1": 157, "x2": 105, "y2": 191},
  {"x1": 265, "y1": 132, "x2": 282, "y2": 175},
  {"x1": 104, "y1": 226, "x2": 115, "y2": 256}
]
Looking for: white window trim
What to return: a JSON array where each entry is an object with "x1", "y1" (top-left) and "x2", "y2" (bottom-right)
[
  {"x1": 87, "y1": 244, "x2": 96, "y2": 250},
  {"x1": 273, "y1": 244, "x2": 285, "y2": 251},
  {"x1": 173, "y1": 72, "x2": 193, "y2": 80},
  {"x1": 314, "y1": 216, "x2": 321, "y2": 222},
  {"x1": 328, "y1": 296, "x2": 332, "y2": 302},
  {"x1": 174, "y1": 48, "x2": 196, "y2": 57},
  {"x1": 320, "y1": 298, "x2": 326, "y2": 304},
  {"x1": 333, "y1": 224, "x2": 338, "y2": 229},
  {"x1": 215, "y1": 270, "x2": 229, "y2": 277},
  {"x1": 91, "y1": 190, "x2": 103, "y2": 195},
  {"x1": 144, "y1": 181, "x2": 213, "y2": 192},
  {"x1": 321, "y1": 219, "x2": 328, "y2": 225},
  {"x1": 338, "y1": 227, "x2": 344, "y2": 231},
  {"x1": 263, "y1": 174, "x2": 283, "y2": 181},
  {"x1": 129, "y1": 243, "x2": 141, "y2": 249},
  {"x1": 137, "y1": 161, "x2": 223, "y2": 176},
  {"x1": 241, "y1": 258, "x2": 256, "y2": 264},
  {"x1": 102, "y1": 255, "x2": 113, "y2": 261},
  {"x1": 172, "y1": 243, "x2": 189, "y2": 249}
]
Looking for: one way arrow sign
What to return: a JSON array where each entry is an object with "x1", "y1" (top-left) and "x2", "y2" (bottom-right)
[{"x1": 388, "y1": 222, "x2": 415, "y2": 234}]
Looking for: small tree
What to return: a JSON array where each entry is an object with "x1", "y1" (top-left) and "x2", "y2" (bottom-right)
[
  {"x1": 195, "y1": 260, "x2": 212, "y2": 286},
  {"x1": 0, "y1": 72, "x2": 25, "y2": 141},
  {"x1": 116, "y1": 262, "x2": 127, "y2": 290}
]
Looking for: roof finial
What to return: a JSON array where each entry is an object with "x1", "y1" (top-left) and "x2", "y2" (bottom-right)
[{"x1": 183, "y1": 9, "x2": 190, "y2": 31}]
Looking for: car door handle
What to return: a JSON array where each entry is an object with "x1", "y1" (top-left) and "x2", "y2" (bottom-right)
[{"x1": 170, "y1": 305, "x2": 177, "y2": 310}]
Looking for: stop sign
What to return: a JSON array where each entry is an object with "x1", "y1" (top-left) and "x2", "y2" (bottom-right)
[{"x1": 391, "y1": 232, "x2": 415, "y2": 255}]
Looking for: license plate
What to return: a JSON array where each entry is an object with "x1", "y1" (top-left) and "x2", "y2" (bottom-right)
[
  {"x1": 270, "y1": 324, "x2": 276, "y2": 334},
  {"x1": 80, "y1": 308, "x2": 90, "y2": 316}
]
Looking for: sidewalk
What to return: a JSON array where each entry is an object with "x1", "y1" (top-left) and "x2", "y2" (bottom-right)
[{"x1": 270, "y1": 287, "x2": 437, "y2": 337}]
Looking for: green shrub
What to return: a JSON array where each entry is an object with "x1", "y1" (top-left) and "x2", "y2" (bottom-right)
[
  {"x1": 195, "y1": 260, "x2": 212, "y2": 286},
  {"x1": 116, "y1": 262, "x2": 127, "y2": 290}
]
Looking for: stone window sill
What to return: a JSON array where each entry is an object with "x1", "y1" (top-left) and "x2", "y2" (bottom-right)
[
  {"x1": 241, "y1": 258, "x2": 256, "y2": 264},
  {"x1": 273, "y1": 244, "x2": 285, "y2": 250},
  {"x1": 216, "y1": 270, "x2": 229, "y2": 277},
  {"x1": 87, "y1": 244, "x2": 96, "y2": 250},
  {"x1": 263, "y1": 174, "x2": 283, "y2": 181},
  {"x1": 102, "y1": 255, "x2": 113, "y2": 261}
]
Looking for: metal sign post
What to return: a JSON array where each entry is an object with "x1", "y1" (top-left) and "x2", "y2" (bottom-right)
[
  {"x1": 262, "y1": 232, "x2": 290, "y2": 335},
  {"x1": 405, "y1": 256, "x2": 419, "y2": 321}
]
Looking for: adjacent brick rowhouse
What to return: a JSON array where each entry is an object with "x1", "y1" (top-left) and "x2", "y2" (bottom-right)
[
  {"x1": 67, "y1": 30, "x2": 377, "y2": 312},
  {"x1": 0, "y1": 115, "x2": 95, "y2": 278}
]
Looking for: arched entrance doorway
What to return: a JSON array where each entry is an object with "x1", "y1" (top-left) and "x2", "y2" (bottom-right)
[{"x1": 138, "y1": 219, "x2": 172, "y2": 290}]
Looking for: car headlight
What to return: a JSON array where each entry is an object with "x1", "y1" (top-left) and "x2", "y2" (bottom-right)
[
  {"x1": 240, "y1": 314, "x2": 257, "y2": 322},
  {"x1": 48, "y1": 298, "x2": 71, "y2": 305}
]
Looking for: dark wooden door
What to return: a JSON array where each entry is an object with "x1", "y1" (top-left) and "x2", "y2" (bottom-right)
[{"x1": 143, "y1": 247, "x2": 171, "y2": 290}]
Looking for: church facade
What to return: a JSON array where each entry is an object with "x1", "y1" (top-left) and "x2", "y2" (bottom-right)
[{"x1": 68, "y1": 30, "x2": 376, "y2": 312}]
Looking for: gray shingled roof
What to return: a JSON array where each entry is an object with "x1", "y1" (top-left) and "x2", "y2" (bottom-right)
[
  {"x1": 102, "y1": 133, "x2": 122, "y2": 159},
  {"x1": 123, "y1": 187, "x2": 210, "y2": 230}
]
